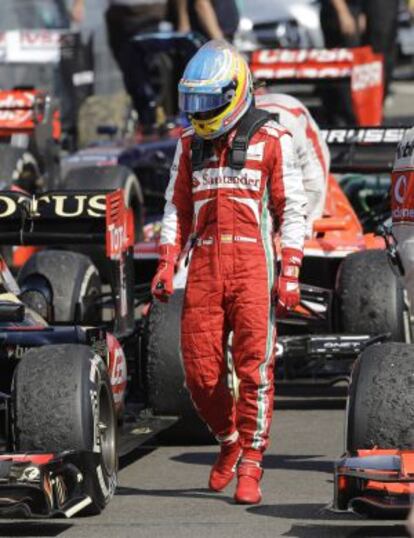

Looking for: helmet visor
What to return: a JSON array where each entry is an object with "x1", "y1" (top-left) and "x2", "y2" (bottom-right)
[{"x1": 179, "y1": 91, "x2": 230, "y2": 114}]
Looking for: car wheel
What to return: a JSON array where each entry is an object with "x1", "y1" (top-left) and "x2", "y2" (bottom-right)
[
  {"x1": 346, "y1": 342, "x2": 414, "y2": 452},
  {"x1": 146, "y1": 289, "x2": 212, "y2": 443},
  {"x1": 336, "y1": 249, "x2": 406, "y2": 340},
  {"x1": 18, "y1": 250, "x2": 101, "y2": 324},
  {"x1": 13, "y1": 344, "x2": 117, "y2": 514}
]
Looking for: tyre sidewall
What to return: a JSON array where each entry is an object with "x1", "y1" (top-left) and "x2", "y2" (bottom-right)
[
  {"x1": 83, "y1": 354, "x2": 118, "y2": 511},
  {"x1": 345, "y1": 354, "x2": 363, "y2": 452}
]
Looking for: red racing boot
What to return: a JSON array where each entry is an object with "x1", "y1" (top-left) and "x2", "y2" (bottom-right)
[
  {"x1": 209, "y1": 438, "x2": 242, "y2": 492},
  {"x1": 234, "y1": 461, "x2": 263, "y2": 504}
]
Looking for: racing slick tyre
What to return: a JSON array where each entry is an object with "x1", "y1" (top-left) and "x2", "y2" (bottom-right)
[
  {"x1": 336, "y1": 249, "x2": 405, "y2": 341},
  {"x1": 346, "y1": 342, "x2": 414, "y2": 452},
  {"x1": 18, "y1": 250, "x2": 101, "y2": 324},
  {"x1": 13, "y1": 344, "x2": 117, "y2": 514},
  {"x1": 0, "y1": 146, "x2": 41, "y2": 193},
  {"x1": 147, "y1": 289, "x2": 212, "y2": 443},
  {"x1": 77, "y1": 92, "x2": 134, "y2": 148}
]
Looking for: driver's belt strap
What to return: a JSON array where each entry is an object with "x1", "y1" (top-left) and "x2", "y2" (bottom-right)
[
  {"x1": 190, "y1": 107, "x2": 278, "y2": 171},
  {"x1": 228, "y1": 107, "x2": 275, "y2": 169}
]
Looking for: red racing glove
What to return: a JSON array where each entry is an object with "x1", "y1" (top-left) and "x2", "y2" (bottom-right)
[
  {"x1": 275, "y1": 248, "x2": 303, "y2": 318},
  {"x1": 151, "y1": 245, "x2": 178, "y2": 303}
]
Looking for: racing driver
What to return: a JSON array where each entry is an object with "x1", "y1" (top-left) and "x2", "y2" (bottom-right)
[
  {"x1": 151, "y1": 40, "x2": 307, "y2": 504},
  {"x1": 256, "y1": 93, "x2": 330, "y2": 237}
]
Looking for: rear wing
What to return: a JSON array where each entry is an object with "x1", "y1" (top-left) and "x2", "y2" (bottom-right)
[
  {"x1": 322, "y1": 127, "x2": 411, "y2": 173},
  {"x1": 250, "y1": 46, "x2": 383, "y2": 126},
  {"x1": 0, "y1": 190, "x2": 107, "y2": 244},
  {"x1": 0, "y1": 189, "x2": 135, "y2": 336}
]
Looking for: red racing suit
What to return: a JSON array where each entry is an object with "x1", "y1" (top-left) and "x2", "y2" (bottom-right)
[
  {"x1": 392, "y1": 126, "x2": 414, "y2": 309},
  {"x1": 160, "y1": 120, "x2": 306, "y2": 453},
  {"x1": 256, "y1": 93, "x2": 330, "y2": 236}
]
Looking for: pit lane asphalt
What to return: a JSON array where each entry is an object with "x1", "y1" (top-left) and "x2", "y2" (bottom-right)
[{"x1": 0, "y1": 390, "x2": 409, "y2": 538}]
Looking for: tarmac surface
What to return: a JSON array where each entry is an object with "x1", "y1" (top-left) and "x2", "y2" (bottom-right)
[{"x1": 1, "y1": 82, "x2": 413, "y2": 538}]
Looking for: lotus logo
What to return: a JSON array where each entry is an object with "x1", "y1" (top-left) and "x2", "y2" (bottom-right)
[{"x1": 394, "y1": 174, "x2": 408, "y2": 205}]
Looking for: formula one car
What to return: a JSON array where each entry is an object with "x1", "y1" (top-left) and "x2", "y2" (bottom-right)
[{"x1": 0, "y1": 188, "x2": 177, "y2": 518}]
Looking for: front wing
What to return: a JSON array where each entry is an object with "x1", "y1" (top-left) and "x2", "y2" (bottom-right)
[
  {"x1": 333, "y1": 450, "x2": 414, "y2": 517},
  {"x1": 0, "y1": 452, "x2": 99, "y2": 518}
]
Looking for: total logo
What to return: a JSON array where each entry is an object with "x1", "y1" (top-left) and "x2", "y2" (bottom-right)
[
  {"x1": 107, "y1": 223, "x2": 126, "y2": 260},
  {"x1": 394, "y1": 174, "x2": 408, "y2": 205}
]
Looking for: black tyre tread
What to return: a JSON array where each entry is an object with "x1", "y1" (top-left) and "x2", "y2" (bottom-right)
[
  {"x1": 147, "y1": 290, "x2": 212, "y2": 442},
  {"x1": 337, "y1": 249, "x2": 404, "y2": 340},
  {"x1": 347, "y1": 342, "x2": 414, "y2": 451},
  {"x1": 18, "y1": 250, "x2": 101, "y2": 323},
  {"x1": 147, "y1": 289, "x2": 189, "y2": 416},
  {"x1": 14, "y1": 344, "x2": 95, "y2": 452}
]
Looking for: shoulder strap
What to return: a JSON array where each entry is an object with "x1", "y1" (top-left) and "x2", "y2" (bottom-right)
[
  {"x1": 191, "y1": 136, "x2": 213, "y2": 171},
  {"x1": 191, "y1": 107, "x2": 278, "y2": 171},
  {"x1": 229, "y1": 107, "x2": 276, "y2": 170}
]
